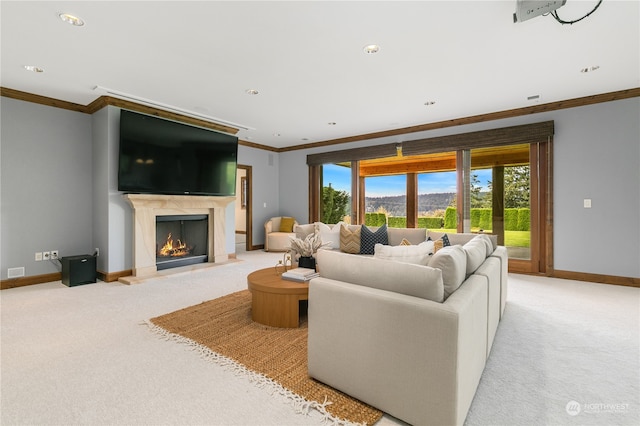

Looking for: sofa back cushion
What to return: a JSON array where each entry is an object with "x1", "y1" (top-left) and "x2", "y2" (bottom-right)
[
  {"x1": 427, "y1": 245, "x2": 467, "y2": 299},
  {"x1": 373, "y1": 241, "x2": 434, "y2": 266},
  {"x1": 317, "y1": 249, "x2": 444, "y2": 302},
  {"x1": 428, "y1": 231, "x2": 497, "y2": 250},
  {"x1": 387, "y1": 227, "x2": 428, "y2": 246},
  {"x1": 294, "y1": 223, "x2": 316, "y2": 240},
  {"x1": 463, "y1": 237, "x2": 488, "y2": 276}
]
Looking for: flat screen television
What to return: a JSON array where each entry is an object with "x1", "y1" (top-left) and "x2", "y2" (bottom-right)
[{"x1": 118, "y1": 110, "x2": 238, "y2": 196}]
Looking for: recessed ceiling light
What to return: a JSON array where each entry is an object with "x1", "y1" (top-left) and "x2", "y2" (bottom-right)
[
  {"x1": 363, "y1": 44, "x2": 380, "y2": 54},
  {"x1": 58, "y1": 13, "x2": 85, "y2": 26},
  {"x1": 24, "y1": 65, "x2": 44, "y2": 73},
  {"x1": 245, "y1": 89, "x2": 259, "y2": 95},
  {"x1": 273, "y1": 133, "x2": 281, "y2": 137}
]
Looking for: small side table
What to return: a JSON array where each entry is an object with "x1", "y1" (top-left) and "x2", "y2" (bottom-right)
[{"x1": 247, "y1": 268, "x2": 309, "y2": 328}]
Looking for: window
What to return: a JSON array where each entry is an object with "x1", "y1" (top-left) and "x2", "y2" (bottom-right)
[{"x1": 308, "y1": 121, "x2": 553, "y2": 273}]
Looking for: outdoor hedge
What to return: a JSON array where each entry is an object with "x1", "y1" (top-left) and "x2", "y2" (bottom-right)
[
  {"x1": 364, "y1": 213, "x2": 387, "y2": 226},
  {"x1": 444, "y1": 207, "x2": 457, "y2": 229},
  {"x1": 418, "y1": 217, "x2": 444, "y2": 229},
  {"x1": 443, "y1": 207, "x2": 530, "y2": 231},
  {"x1": 387, "y1": 217, "x2": 406, "y2": 228}
]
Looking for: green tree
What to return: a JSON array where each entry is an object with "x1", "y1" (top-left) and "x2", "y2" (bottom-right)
[
  {"x1": 470, "y1": 173, "x2": 491, "y2": 208},
  {"x1": 504, "y1": 165, "x2": 530, "y2": 208},
  {"x1": 321, "y1": 184, "x2": 349, "y2": 224}
]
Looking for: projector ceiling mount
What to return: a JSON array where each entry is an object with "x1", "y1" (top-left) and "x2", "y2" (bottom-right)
[{"x1": 514, "y1": 0, "x2": 603, "y2": 24}]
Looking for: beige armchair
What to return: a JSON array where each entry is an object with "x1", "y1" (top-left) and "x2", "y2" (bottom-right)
[{"x1": 264, "y1": 217, "x2": 298, "y2": 252}]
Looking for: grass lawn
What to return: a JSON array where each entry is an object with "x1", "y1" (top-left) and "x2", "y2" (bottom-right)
[{"x1": 441, "y1": 228, "x2": 531, "y2": 248}]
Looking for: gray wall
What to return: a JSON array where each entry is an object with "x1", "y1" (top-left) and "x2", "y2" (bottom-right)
[
  {"x1": 2, "y1": 96, "x2": 638, "y2": 280},
  {"x1": 279, "y1": 97, "x2": 640, "y2": 279},
  {"x1": 1, "y1": 100, "x2": 240, "y2": 280},
  {"x1": 236, "y1": 146, "x2": 280, "y2": 245},
  {"x1": 1, "y1": 97, "x2": 94, "y2": 280}
]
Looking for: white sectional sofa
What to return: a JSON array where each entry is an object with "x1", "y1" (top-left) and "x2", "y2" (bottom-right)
[{"x1": 306, "y1": 227, "x2": 507, "y2": 426}]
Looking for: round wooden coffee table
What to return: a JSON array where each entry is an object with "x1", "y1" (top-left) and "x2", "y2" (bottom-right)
[{"x1": 247, "y1": 267, "x2": 309, "y2": 328}]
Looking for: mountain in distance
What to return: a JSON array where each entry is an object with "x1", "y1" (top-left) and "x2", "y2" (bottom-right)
[{"x1": 365, "y1": 192, "x2": 456, "y2": 216}]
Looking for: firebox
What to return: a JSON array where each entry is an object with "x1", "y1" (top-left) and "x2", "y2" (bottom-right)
[{"x1": 156, "y1": 215, "x2": 208, "y2": 270}]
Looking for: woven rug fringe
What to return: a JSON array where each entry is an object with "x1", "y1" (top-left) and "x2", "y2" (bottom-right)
[{"x1": 144, "y1": 320, "x2": 364, "y2": 426}]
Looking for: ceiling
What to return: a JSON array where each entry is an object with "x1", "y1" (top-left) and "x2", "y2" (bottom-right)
[{"x1": 1, "y1": 1, "x2": 638, "y2": 149}]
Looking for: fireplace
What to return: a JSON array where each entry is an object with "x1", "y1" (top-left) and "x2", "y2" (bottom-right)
[
  {"x1": 122, "y1": 194, "x2": 235, "y2": 283},
  {"x1": 156, "y1": 215, "x2": 208, "y2": 270}
]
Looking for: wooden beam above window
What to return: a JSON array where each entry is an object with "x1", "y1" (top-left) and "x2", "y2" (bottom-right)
[{"x1": 307, "y1": 121, "x2": 553, "y2": 166}]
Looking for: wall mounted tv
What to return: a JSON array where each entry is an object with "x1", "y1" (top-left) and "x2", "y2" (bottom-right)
[{"x1": 118, "y1": 110, "x2": 238, "y2": 196}]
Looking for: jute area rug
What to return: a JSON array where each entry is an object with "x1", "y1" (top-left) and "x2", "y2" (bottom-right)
[{"x1": 148, "y1": 290, "x2": 383, "y2": 425}]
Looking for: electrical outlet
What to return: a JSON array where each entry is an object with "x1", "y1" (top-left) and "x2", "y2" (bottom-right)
[
  {"x1": 51, "y1": 250, "x2": 59, "y2": 260},
  {"x1": 43, "y1": 251, "x2": 51, "y2": 260},
  {"x1": 95, "y1": 247, "x2": 99, "y2": 257},
  {"x1": 35, "y1": 252, "x2": 43, "y2": 261}
]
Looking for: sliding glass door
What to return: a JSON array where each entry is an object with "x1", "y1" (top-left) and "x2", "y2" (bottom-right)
[{"x1": 309, "y1": 122, "x2": 553, "y2": 274}]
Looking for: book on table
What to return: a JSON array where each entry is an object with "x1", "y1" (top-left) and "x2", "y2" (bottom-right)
[{"x1": 282, "y1": 267, "x2": 319, "y2": 282}]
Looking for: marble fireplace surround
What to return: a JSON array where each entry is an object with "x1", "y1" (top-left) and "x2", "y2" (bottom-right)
[{"x1": 121, "y1": 193, "x2": 235, "y2": 284}]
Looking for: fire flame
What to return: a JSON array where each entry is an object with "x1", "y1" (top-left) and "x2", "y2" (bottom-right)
[{"x1": 158, "y1": 232, "x2": 190, "y2": 257}]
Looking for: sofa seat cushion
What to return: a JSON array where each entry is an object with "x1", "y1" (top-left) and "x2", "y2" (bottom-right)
[
  {"x1": 317, "y1": 250, "x2": 444, "y2": 302},
  {"x1": 373, "y1": 241, "x2": 435, "y2": 266},
  {"x1": 266, "y1": 232, "x2": 296, "y2": 252},
  {"x1": 428, "y1": 245, "x2": 467, "y2": 299}
]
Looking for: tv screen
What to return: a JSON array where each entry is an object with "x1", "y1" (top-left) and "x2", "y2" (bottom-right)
[{"x1": 118, "y1": 110, "x2": 238, "y2": 196}]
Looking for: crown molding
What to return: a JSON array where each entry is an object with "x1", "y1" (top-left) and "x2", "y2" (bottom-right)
[
  {"x1": 0, "y1": 88, "x2": 239, "y2": 135},
  {"x1": 280, "y1": 87, "x2": 640, "y2": 153},
  {"x1": 2, "y1": 87, "x2": 639, "y2": 153}
]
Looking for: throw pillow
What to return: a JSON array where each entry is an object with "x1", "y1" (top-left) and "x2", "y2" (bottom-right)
[
  {"x1": 279, "y1": 217, "x2": 295, "y2": 232},
  {"x1": 400, "y1": 238, "x2": 412, "y2": 246},
  {"x1": 315, "y1": 222, "x2": 344, "y2": 249},
  {"x1": 441, "y1": 233, "x2": 451, "y2": 247},
  {"x1": 294, "y1": 223, "x2": 315, "y2": 240},
  {"x1": 433, "y1": 239, "x2": 443, "y2": 253},
  {"x1": 360, "y1": 224, "x2": 389, "y2": 255},
  {"x1": 340, "y1": 225, "x2": 361, "y2": 254},
  {"x1": 373, "y1": 240, "x2": 435, "y2": 266}
]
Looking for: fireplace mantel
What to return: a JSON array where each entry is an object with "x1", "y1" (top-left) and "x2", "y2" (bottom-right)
[{"x1": 122, "y1": 193, "x2": 235, "y2": 282}]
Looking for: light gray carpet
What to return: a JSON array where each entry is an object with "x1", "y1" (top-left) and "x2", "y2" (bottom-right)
[{"x1": 1, "y1": 250, "x2": 638, "y2": 425}]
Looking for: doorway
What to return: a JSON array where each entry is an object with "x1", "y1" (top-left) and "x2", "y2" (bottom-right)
[{"x1": 236, "y1": 165, "x2": 253, "y2": 252}]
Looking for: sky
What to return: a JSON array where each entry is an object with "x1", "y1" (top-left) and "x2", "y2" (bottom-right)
[{"x1": 323, "y1": 163, "x2": 492, "y2": 197}]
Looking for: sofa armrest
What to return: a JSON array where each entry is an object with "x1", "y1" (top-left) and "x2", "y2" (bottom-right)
[
  {"x1": 308, "y1": 275, "x2": 488, "y2": 426},
  {"x1": 490, "y1": 245, "x2": 509, "y2": 317},
  {"x1": 264, "y1": 218, "x2": 275, "y2": 234}
]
